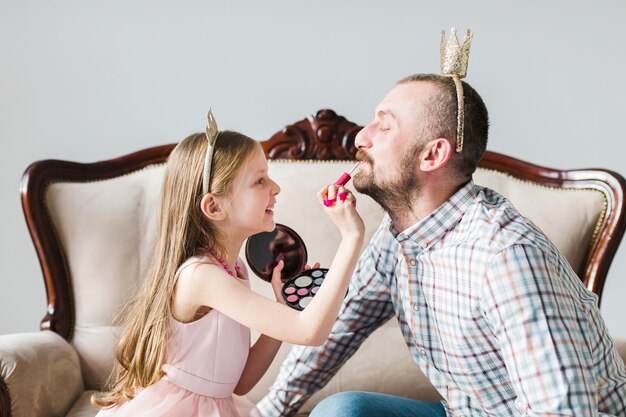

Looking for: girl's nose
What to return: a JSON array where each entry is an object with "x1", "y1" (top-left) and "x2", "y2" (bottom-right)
[{"x1": 270, "y1": 178, "x2": 281, "y2": 195}]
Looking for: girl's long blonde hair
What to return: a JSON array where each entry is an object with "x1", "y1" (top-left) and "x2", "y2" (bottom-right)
[{"x1": 92, "y1": 131, "x2": 261, "y2": 408}]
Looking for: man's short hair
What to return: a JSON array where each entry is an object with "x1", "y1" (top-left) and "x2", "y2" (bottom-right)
[{"x1": 398, "y1": 74, "x2": 489, "y2": 178}]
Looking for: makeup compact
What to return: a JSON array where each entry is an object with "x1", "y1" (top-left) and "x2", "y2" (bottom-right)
[{"x1": 245, "y1": 224, "x2": 333, "y2": 311}]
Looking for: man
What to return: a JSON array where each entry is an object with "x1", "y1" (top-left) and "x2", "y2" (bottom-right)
[{"x1": 257, "y1": 74, "x2": 626, "y2": 416}]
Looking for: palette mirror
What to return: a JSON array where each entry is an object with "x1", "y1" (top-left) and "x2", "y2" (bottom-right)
[{"x1": 245, "y1": 223, "x2": 329, "y2": 311}]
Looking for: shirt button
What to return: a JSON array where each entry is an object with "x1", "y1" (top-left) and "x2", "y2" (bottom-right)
[
  {"x1": 409, "y1": 259, "x2": 416, "y2": 266},
  {"x1": 412, "y1": 303, "x2": 419, "y2": 311},
  {"x1": 419, "y1": 348, "x2": 427, "y2": 358}
]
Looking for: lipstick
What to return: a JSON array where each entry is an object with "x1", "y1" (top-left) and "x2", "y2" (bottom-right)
[{"x1": 334, "y1": 161, "x2": 361, "y2": 186}]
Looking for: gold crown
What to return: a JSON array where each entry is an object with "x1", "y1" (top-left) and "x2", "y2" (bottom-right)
[
  {"x1": 440, "y1": 28, "x2": 473, "y2": 153},
  {"x1": 440, "y1": 28, "x2": 473, "y2": 78}
]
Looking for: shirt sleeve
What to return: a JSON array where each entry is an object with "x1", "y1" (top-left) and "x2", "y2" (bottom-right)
[
  {"x1": 480, "y1": 243, "x2": 601, "y2": 416},
  {"x1": 256, "y1": 218, "x2": 397, "y2": 417}
]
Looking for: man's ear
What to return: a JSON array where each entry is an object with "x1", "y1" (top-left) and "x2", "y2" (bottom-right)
[
  {"x1": 200, "y1": 193, "x2": 226, "y2": 221},
  {"x1": 419, "y1": 138, "x2": 453, "y2": 172}
]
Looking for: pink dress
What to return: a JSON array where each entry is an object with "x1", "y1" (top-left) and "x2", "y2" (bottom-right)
[{"x1": 96, "y1": 256, "x2": 260, "y2": 417}]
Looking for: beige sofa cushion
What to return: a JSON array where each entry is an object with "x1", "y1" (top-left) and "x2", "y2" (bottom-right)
[
  {"x1": 0, "y1": 331, "x2": 83, "y2": 417},
  {"x1": 46, "y1": 166, "x2": 163, "y2": 388},
  {"x1": 473, "y1": 168, "x2": 604, "y2": 274}
]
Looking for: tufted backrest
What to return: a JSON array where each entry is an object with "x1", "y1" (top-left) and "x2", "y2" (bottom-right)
[
  {"x1": 43, "y1": 166, "x2": 165, "y2": 388},
  {"x1": 21, "y1": 110, "x2": 625, "y2": 393}
]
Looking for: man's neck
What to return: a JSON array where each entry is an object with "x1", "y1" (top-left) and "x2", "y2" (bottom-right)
[{"x1": 388, "y1": 179, "x2": 467, "y2": 233}]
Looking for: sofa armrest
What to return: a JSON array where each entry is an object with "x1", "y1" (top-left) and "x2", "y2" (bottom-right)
[{"x1": 0, "y1": 331, "x2": 84, "y2": 417}]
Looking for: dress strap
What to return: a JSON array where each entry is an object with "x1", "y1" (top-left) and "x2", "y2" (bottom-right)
[{"x1": 173, "y1": 256, "x2": 213, "y2": 284}]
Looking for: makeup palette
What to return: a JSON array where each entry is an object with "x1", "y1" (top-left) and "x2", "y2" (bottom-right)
[
  {"x1": 246, "y1": 223, "x2": 347, "y2": 311},
  {"x1": 281, "y1": 268, "x2": 328, "y2": 310}
]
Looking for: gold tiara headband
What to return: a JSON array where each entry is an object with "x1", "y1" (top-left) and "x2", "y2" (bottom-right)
[
  {"x1": 202, "y1": 109, "x2": 219, "y2": 194},
  {"x1": 440, "y1": 28, "x2": 473, "y2": 153}
]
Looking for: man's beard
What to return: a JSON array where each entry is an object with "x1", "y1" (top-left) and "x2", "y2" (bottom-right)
[{"x1": 353, "y1": 147, "x2": 422, "y2": 215}]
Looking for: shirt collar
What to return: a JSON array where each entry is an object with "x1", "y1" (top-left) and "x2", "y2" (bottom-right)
[{"x1": 390, "y1": 180, "x2": 477, "y2": 249}]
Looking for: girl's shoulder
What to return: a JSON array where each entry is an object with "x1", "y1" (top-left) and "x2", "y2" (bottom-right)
[{"x1": 171, "y1": 256, "x2": 250, "y2": 324}]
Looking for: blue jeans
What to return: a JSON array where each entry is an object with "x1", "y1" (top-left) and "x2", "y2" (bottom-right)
[{"x1": 310, "y1": 391, "x2": 446, "y2": 417}]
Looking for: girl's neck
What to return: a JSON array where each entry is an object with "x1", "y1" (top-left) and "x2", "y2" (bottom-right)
[{"x1": 211, "y1": 236, "x2": 245, "y2": 275}]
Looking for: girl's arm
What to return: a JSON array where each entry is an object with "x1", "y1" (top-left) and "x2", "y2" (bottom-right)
[
  {"x1": 234, "y1": 260, "x2": 320, "y2": 395},
  {"x1": 193, "y1": 186, "x2": 364, "y2": 346},
  {"x1": 237, "y1": 258, "x2": 326, "y2": 394},
  {"x1": 234, "y1": 261, "x2": 284, "y2": 395},
  {"x1": 194, "y1": 233, "x2": 362, "y2": 345},
  {"x1": 234, "y1": 334, "x2": 281, "y2": 395}
]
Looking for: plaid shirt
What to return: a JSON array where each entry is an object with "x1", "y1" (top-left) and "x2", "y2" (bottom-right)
[{"x1": 257, "y1": 181, "x2": 626, "y2": 417}]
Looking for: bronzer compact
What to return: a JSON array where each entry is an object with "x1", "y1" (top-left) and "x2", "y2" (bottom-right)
[{"x1": 245, "y1": 224, "x2": 329, "y2": 311}]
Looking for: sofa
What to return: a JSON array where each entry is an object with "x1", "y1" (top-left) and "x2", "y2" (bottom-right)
[{"x1": 1, "y1": 109, "x2": 625, "y2": 417}]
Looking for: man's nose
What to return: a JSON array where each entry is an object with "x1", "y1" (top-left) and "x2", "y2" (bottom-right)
[{"x1": 354, "y1": 125, "x2": 372, "y2": 149}]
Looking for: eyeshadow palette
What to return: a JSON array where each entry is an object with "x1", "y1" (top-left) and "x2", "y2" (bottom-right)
[{"x1": 282, "y1": 268, "x2": 329, "y2": 311}]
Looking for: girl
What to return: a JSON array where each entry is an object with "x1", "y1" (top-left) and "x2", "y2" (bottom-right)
[{"x1": 91, "y1": 111, "x2": 364, "y2": 417}]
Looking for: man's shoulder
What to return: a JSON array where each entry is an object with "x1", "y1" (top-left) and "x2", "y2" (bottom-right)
[{"x1": 461, "y1": 185, "x2": 550, "y2": 251}]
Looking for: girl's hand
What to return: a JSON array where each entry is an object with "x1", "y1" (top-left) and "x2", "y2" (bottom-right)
[
  {"x1": 304, "y1": 262, "x2": 321, "y2": 270},
  {"x1": 318, "y1": 185, "x2": 365, "y2": 239},
  {"x1": 271, "y1": 261, "x2": 321, "y2": 306},
  {"x1": 270, "y1": 260, "x2": 286, "y2": 305}
]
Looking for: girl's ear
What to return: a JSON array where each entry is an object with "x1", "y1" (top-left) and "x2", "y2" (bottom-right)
[{"x1": 200, "y1": 194, "x2": 226, "y2": 221}]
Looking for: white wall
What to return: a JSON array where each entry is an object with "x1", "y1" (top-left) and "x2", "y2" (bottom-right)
[{"x1": 1, "y1": 1, "x2": 625, "y2": 339}]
